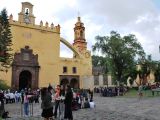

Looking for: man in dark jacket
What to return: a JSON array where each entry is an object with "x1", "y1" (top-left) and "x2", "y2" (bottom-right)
[
  {"x1": 64, "y1": 85, "x2": 73, "y2": 120},
  {"x1": 0, "y1": 91, "x2": 5, "y2": 117}
]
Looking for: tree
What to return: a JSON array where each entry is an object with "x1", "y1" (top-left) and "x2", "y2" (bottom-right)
[
  {"x1": 154, "y1": 62, "x2": 160, "y2": 82},
  {"x1": 92, "y1": 31, "x2": 145, "y2": 85},
  {"x1": 92, "y1": 55, "x2": 109, "y2": 74},
  {"x1": 0, "y1": 9, "x2": 13, "y2": 71},
  {"x1": 126, "y1": 65, "x2": 138, "y2": 86},
  {"x1": 136, "y1": 55, "x2": 160, "y2": 85},
  {"x1": 137, "y1": 55, "x2": 153, "y2": 85}
]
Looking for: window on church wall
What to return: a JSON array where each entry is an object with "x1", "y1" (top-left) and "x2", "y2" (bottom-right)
[
  {"x1": 72, "y1": 67, "x2": 77, "y2": 74},
  {"x1": 63, "y1": 66, "x2": 67, "y2": 73},
  {"x1": 103, "y1": 75, "x2": 108, "y2": 85},
  {"x1": 75, "y1": 31, "x2": 78, "y2": 39},
  {"x1": 94, "y1": 75, "x2": 99, "y2": 85},
  {"x1": 77, "y1": 31, "x2": 80, "y2": 38},
  {"x1": 25, "y1": 8, "x2": 30, "y2": 15},
  {"x1": 80, "y1": 30, "x2": 83, "y2": 37}
]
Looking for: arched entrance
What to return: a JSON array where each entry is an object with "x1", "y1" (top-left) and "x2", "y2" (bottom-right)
[
  {"x1": 12, "y1": 46, "x2": 40, "y2": 90},
  {"x1": 59, "y1": 75, "x2": 80, "y2": 89},
  {"x1": 60, "y1": 78, "x2": 69, "y2": 87},
  {"x1": 19, "y1": 70, "x2": 32, "y2": 90},
  {"x1": 70, "y1": 78, "x2": 79, "y2": 89}
]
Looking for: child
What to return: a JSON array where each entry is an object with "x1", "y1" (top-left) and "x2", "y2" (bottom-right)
[{"x1": 138, "y1": 85, "x2": 143, "y2": 100}]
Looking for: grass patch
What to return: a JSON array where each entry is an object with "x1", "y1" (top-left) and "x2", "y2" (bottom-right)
[{"x1": 123, "y1": 88, "x2": 160, "y2": 98}]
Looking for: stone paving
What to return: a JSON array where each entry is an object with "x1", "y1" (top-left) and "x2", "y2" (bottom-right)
[{"x1": 4, "y1": 95, "x2": 160, "y2": 120}]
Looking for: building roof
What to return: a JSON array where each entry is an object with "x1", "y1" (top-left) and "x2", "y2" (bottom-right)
[{"x1": 92, "y1": 66, "x2": 105, "y2": 75}]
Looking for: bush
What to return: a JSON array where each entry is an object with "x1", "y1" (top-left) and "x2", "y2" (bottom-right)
[
  {"x1": 0, "y1": 80, "x2": 10, "y2": 90},
  {"x1": 129, "y1": 87, "x2": 138, "y2": 91}
]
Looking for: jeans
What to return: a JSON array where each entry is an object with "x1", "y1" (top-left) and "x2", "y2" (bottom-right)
[
  {"x1": 24, "y1": 102, "x2": 29, "y2": 116},
  {"x1": 54, "y1": 100, "x2": 60, "y2": 117},
  {"x1": 59, "y1": 102, "x2": 65, "y2": 119}
]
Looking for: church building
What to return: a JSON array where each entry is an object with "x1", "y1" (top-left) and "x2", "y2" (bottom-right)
[{"x1": 0, "y1": 2, "x2": 93, "y2": 90}]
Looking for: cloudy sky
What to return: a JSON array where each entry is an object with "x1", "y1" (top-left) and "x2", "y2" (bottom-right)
[{"x1": 0, "y1": 0, "x2": 160, "y2": 60}]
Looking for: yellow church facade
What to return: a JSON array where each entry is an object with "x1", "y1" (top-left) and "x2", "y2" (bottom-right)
[{"x1": 0, "y1": 2, "x2": 92, "y2": 90}]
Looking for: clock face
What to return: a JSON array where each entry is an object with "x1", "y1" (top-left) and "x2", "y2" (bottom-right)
[
  {"x1": 85, "y1": 52, "x2": 90, "y2": 58},
  {"x1": 24, "y1": 17, "x2": 30, "y2": 24}
]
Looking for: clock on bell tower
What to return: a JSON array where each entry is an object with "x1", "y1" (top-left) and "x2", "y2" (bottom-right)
[{"x1": 18, "y1": 2, "x2": 35, "y2": 24}]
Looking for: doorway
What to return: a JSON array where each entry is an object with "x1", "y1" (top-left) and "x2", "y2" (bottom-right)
[
  {"x1": 12, "y1": 46, "x2": 40, "y2": 89},
  {"x1": 70, "y1": 78, "x2": 79, "y2": 89},
  {"x1": 59, "y1": 75, "x2": 79, "y2": 89},
  {"x1": 60, "y1": 78, "x2": 69, "y2": 87},
  {"x1": 19, "y1": 70, "x2": 32, "y2": 90}
]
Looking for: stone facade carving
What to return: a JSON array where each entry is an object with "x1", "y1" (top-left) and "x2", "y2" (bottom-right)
[{"x1": 12, "y1": 46, "x2": 40, "y2": 89}]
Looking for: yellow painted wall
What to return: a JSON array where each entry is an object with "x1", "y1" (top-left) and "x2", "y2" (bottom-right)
[
  {"x1": 0, "y1": 2, "x2": 92, "y2": 88},
  {"x1": 0, "y1": 20, "x2": 61, "y2": 87}
]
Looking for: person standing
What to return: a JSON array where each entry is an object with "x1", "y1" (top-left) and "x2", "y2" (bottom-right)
[
  {"x1": 89, "y1": 89, "x2": 93, "y2": 102},
  {"x1": 21, "y1": 89, "x2": 24, "y2": 104},
  {"x1": 59, "y1": 85, "x2": 65, "y2": 119},
  {"x1": 41, "y1": 87, "x2": 54, "y2": 120},
  {"x1": 53, "y1": 85, "x2": 60, "y2": 118},
  {"x1": 138, "y1": 85, "x2": 143, "y2": 100},
  {"x1": 0, "y1": 90, "x2": 5, "y2": 117},
  {"x1": 64, "y1": 85, "x2": 73, "y2": 120},
  {"x1": 23, "y1": 92, "x2": 29, "y2": 117}
]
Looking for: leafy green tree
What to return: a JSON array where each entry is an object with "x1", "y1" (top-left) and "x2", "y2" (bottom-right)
[
  {"x1": 126, "y1": 65, "x2": 138, "y2": 86},
  {"x1": 137, "y1": 55, "x2": 159, "y2": 85},
  {"x1": 92, "y1": 55, "x2": 109, "y2": 73},
  {"x1": 0, "y1": 9, "x2": 13, "y2": 71},
  {"x1": 92, "y1": 31, "x2": 145, "y2": 85},
  {"x1": 154, "y1": 62, "x2": 160, "y2": 82},
  {"x1": 0, "y1": 79, "x2": 10, "y2": 90}
]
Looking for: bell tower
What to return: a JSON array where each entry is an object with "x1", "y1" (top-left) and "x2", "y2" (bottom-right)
[
  {"x1": 73, "y1": 16, "x2": 87, "y2": 53},
  {"x1": 18, "y1": 2, "x2": 35, "y2": 24}
]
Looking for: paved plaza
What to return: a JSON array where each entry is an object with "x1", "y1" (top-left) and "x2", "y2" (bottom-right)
[{"x1": 4, "y1": 95, "x2": 160, "y2": 120}]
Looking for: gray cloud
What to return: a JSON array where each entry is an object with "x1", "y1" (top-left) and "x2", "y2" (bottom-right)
[
  {"x1": 71, "y1": 0, "x2": 160, "y2": 60},
  {"x1": 1, "y1": 0, "x2": 160, "y2": 59}
]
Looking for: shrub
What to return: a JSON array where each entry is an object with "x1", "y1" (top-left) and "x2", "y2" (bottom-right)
[{"x1": 0, "y1": 80, "x2": 10, "y2": 90}]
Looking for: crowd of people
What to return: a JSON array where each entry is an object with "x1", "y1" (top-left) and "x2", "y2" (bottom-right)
[
  {"x1": 1, "y1": 89, "x2": 40, "y2": 104},
  {"x1": 41, "y1": 85, "x2": 95, "y2": 120},
  {"x1": 0, "y1": 88, "x2": 40, "y2": 118},
  {"x1": 0, "y1": 85, "x2": 95, "y2": 120},
  {"x1": 40, "y1": 85, "x2": 95, "y2": 120},
  {"x1": 94, "y1": 86, "x2": 128, "y2": 97}
]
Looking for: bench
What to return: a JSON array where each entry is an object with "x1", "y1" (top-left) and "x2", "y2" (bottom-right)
[{"x1": 151, "y1": 88, "x2": 160, "y2": 96}]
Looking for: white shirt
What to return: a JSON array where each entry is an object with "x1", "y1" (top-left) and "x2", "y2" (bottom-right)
[{"x1": 89, "y1": 102, "x2": 95, "y2": 108}]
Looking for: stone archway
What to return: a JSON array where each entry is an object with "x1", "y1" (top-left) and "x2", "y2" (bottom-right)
[
  {"x1": 19, "y1": 70, "x2": 32, "y2": 90},
  {"x1": 12, "y1": 46, "x2": 40, "y2": 90},
  {"x1": 59, "y1": 75, "x2": 79, "y2": 89},
  {"x1": 60, "y1": 78, "x2": 69, "y2": 87},
  {"x1": 70, "y1": 78, "x2": 79, "y2": 89},
  {"x1": 60, "y1": 37, "x2": 81, "y2": 58}
]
